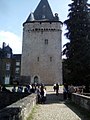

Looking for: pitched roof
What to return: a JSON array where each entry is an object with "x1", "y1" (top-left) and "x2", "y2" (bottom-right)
[
  {"x1": 26, "y1": 0, "x2": 55, "y2": 22},
  {"x1": 34, "y1": 0, "x2": 54, "y2": 21},
  {"x1": 26, "y1": 12, "x2": 35, "y2": 22},
  {"x1": 4, "y1": 45, "x2": 12, "y2": 53}
]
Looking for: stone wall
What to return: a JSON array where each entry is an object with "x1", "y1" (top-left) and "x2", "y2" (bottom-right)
[
  {"x1": 72, "y1": 93, "x2": 90, "y2": 111},
  {"x1": 21, "y1": 22, "x2": 62, "y2": 85},
  {"x1": 0, "y1": 93, "x2": 37, "y2": 120},
  {"x1": 0, "y1": 92, "x2": 30, "y2": 110}
]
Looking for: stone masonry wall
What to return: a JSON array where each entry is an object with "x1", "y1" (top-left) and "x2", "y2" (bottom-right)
[
  {"x1": 0, "y1": 92, "x2": 30, "y2": 110},
  {"x1": 0, "y1": 93, "x2": 37, "y2": 120},
  {"x1": 21, "y1": 22, "x2": 63, "y2": 85},
  {"x1": 72, "y1": 93, "x2": 90, "y2": 111}
]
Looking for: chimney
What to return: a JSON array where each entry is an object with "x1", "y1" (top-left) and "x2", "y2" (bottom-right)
[{"x1": 2, "y1": 42, "x2": 6, "y2": 49}]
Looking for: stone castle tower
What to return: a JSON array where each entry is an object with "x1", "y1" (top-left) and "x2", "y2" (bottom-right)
[{"x1": 21, "y1": 0, "x2": 63, "y2": 85}]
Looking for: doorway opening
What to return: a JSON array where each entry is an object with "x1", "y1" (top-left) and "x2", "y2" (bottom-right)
[{"x1": 34, "y1": 76, "x2": 39, "y2": 84}]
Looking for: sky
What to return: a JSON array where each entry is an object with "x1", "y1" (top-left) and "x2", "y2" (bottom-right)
[{"x1": 0, "y1": 0, "x2": 90, "y2": 54}]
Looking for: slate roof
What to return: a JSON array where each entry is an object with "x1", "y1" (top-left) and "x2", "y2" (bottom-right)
[
  {"x1": 13, "y1": 54, "x2": 21, "y2": 60},
  {"x1": 26, "y1": 0, "x2": 58, "y2": 22},
  {"x1": 4, "y1": 45, "x2": 12, "y2": 53},
  {"x1": 34, "y1": 0, "x2": 54, "y2": 21}
]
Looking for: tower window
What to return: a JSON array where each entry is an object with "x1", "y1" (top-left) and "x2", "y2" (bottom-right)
[
  {"x1": 42, "y1": 15, "x2": 45, "y2": 19},
  {"x1": 15, "y1": 67, "x2": 20, "y2": 73},
  {"x1": 16, "y1": 62, "x2": 20, "y2": 66},
  {"x1": 50, "y1": 57, "x2": 52, "y2": 62},
  {"x1": 45, "y1": 39, "x2": 48, "y2": 45},
  {"x1": 6, "y1": 63, "x2": 11, "y2": 70},
  {"x1": 7, "y1": 53, "x2": 11, "y2": 58},
  {"x1": 37, "y1": 57, "x2": 39, "y2": 62}
]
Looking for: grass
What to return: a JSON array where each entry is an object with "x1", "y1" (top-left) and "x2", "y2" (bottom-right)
[{"x1": 27, "y1": 105, "x2": 39, "y2": 120}]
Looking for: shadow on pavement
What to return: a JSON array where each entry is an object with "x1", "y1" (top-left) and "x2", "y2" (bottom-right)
[
  {"x1": 44, "y1": 93, "x2": 63, "y2": 104},
  {"x1": 41, "y1": 93, "x2": 90, "y2": 120}
]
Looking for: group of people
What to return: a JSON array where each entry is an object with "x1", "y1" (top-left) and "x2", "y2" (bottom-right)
[
  {"x1": 53, "y1": 83, "x2": 75, "y2": 100},
  {"x1": 0, "y1": 83, "x2": 47, "y2": 104},
  {"x1": 12, "y1": 84, "x2": 36, "y2": 93},
  {"x1": 0, "y1": 83, "x2": 43, "y2": 94},
  {"x1": 12, "y1": 83, "x2": 47, "y2": 104},
  {"x1": 0, "y1": 85, "x2": 11, "y2": 92},
  {"x1": 0, "y1": 83, "x2": 86, "y2": 105},
  {"x1": 37, "y1": 84, "x2": 47, "y2": 104},
  {"x1": 63, "y1": 83, "x2": 76, "y2": 100}
]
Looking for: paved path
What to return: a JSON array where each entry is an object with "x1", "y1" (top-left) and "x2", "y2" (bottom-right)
[{"x1": 28, "y1": 86, "x2": 89, "y2": 120}]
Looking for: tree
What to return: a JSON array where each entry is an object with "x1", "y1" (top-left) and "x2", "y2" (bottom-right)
[{"x1": 63, "y1": 0, "x2": 90, "y2": 89}]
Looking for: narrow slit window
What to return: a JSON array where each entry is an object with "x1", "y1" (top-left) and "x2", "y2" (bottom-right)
[
  {"x1": 50, "y1": 57, "x2": 52, "y2": 62},
  {"x1": 37, "y1": 57, "x2": 39, "y2": 62}
]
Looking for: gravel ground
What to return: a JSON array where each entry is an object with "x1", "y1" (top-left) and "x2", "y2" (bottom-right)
[
  {"x1": 32, "y1": 103, "x2": 81, "y2": 120},
  {"x1": 28, "y1": 86, "x2": 86, "y2": 120}
]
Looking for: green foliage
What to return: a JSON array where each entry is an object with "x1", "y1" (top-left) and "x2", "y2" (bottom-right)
[
  {"x1": 27, "y1": 105, "x2": 38, "y2": 120},
  {"x1": 63, "y1": 0, "x2": 90, "y2": 86}
]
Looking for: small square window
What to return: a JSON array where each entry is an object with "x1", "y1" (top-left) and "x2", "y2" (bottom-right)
[
  {"x1": 15, "y1": 67, "x2": 20, "y2": 73},
  {"x1": 45, "y1": 39, "x2": 48, "y2": 44},
  {"x1": 7, "y1": 53, "x2": 11, "y2": 58},
  {"x1": 16, "y1": 62, "x2": 20, "y2": 66},
  {"x1": 6, "y1": 63, "x2": 10, "y2": 70}
]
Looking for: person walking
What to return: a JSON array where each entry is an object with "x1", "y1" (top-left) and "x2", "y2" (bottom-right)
[
  {"x1": 56, "y1": 83, "x2": 59, "y2": 95},
  {"x1": 63, "y1": 83, "x2": 68, "y2": 100},
  {"x1": 43, "y1": 87, "x2": 47, "y2": 103},
  {"x1": 40, "y1": 85, "x2": 44, "y2": 104},
  {"x1": 36, "y1": 86, "x2": 41, "y2": 103},
  {"x1": 68, "y1": 84, "x2": 75, "y2": 99}
]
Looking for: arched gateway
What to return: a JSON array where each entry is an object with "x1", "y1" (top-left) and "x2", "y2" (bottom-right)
[{"x1": 33, "y1": 75, "x2": 41, "y2": 84}]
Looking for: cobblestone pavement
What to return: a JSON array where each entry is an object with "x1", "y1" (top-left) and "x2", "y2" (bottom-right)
[{"x1": 29, "y1": 86, "x2": 88, "y2": 120}]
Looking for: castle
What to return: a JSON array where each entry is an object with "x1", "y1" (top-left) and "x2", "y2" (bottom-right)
[{"x1": 21, "y1": 0, "x2": 63, "y2": 85}]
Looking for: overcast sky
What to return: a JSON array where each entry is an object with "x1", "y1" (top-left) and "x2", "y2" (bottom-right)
[{"x1": 0, "y1": 0, "x2": 90, "y2": 54}]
